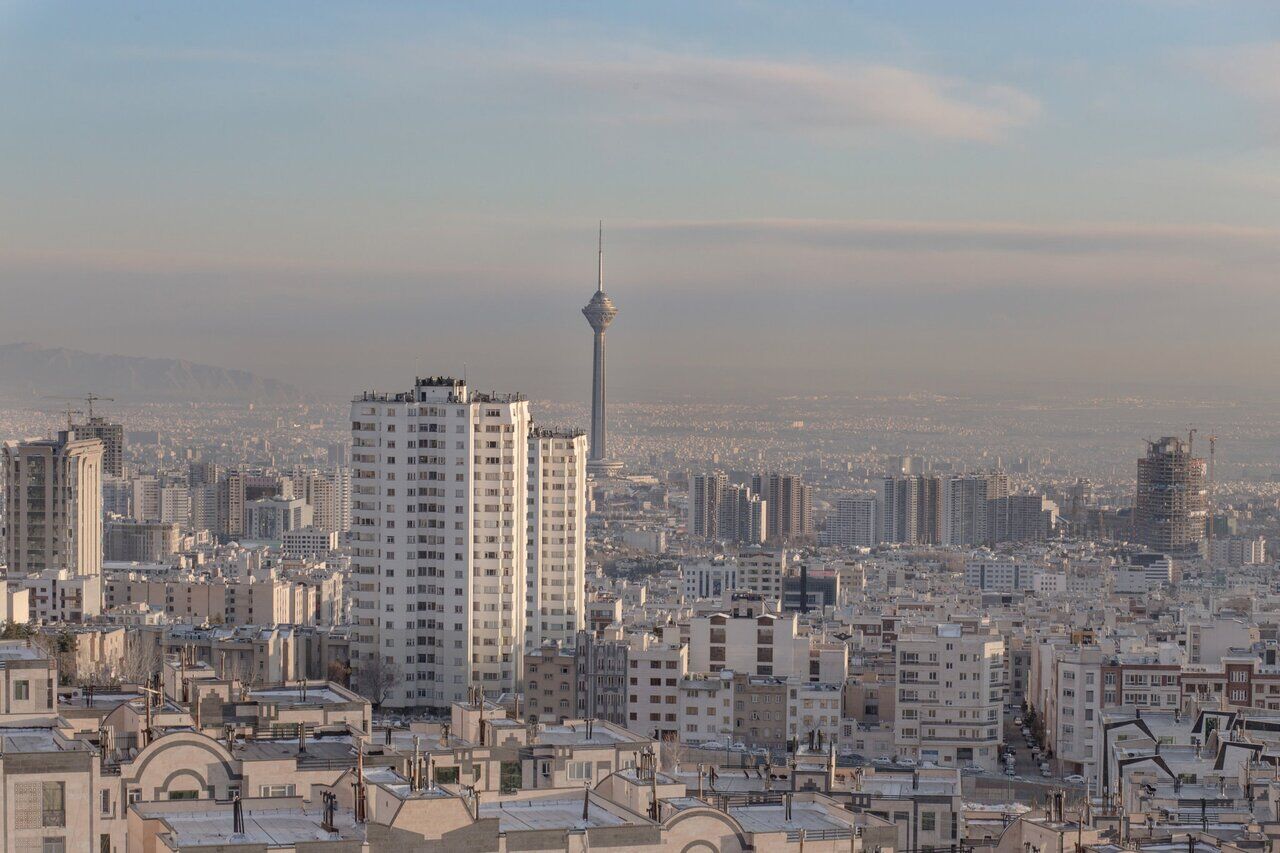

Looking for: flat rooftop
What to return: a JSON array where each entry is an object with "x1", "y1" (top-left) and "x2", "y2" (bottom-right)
[
  {"x1": 729, "y1": 802, "x2": 856, "y2": 835},
  {"x1": 144, "y1": 804, "x2": 363, "y2": 846},
  {"x1": 0, "y1": 727, "x2": 91, "y2": 754},
  {"x1": 534, "y1": 723, "x2": 637, "y2": 747},
  {"x1": 478, "y1": 796, "x2": 634, "y2": 831},
  {"x1": 249, "y1": 686, "x2": 353, "y2": 706},
  {"x1": 0, "y1": 644, "x2": 49, "y2": 663}
]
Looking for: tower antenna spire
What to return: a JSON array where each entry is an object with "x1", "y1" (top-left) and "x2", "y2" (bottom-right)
[{"x1": 597, "y1": 220, "x2": 604, "y2": 293}]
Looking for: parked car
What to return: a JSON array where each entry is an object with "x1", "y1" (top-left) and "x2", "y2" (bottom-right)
[
  {"x1": 896, "y1": 757, "x2": 918, "y2": 767},
  {"x1": 1005, "y1": 768, "x2": 1017, "y2": 776},
  {"x1": 1065, "y1": 774, "x2": 1086, "y2": 785},
  {"x1": 1041, "y1": 768, "x2": 1052, "y2": 778},
  {"x1": 1014, "y1": 716, "x2": 1024, "y2": 726}
]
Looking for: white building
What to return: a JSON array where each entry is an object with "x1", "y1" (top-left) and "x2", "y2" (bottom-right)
[
  {"x1": 678, "y1": 671, "x2": 735, "y2": 744},
  {"x1": 350, "y1": 376, "x2": 531, "y2": 710},
  {"x1": 737, "y1": 550, "x2": 787, "y2": 600},
  {"x1": 1033, "y1": 571, "x2": 1067, "y2": 595},
  {"x1": 825, "y1": 496, "x2": 878, "y2": 548},
  {"x1": 1210, "y1": 536, "x2": 1266, "y2": 567},
  {"x1": 936, "y1": 471, "x2": 1003, "y2": 545},
  {"x1": 281, "y1": 525, "x2": 340, "y2": 558},
  {"x1": 787, "y1": 681, "x2": 842, "y2": 746},
  {"x1": 131, "y1": 475, "x2": 161, "y2": 522},
  {"x1": 526, "y1": 428, "x2": 587, "y2": 649},
  {"x1": 2, "y1": 431, "x2": 104, "y2": 584},
  {"x1": 687, "y1": 605, "x2": 846, "y2": 683},
  {"x1": 683, "y1": 560, "x2": 739, "y2": 600},
  {"x1": 160, "y1": 485, "x2": 191, "y2": 526},
  {"x1": 894, "y1": 622, "x2": 1006, "y2": 770},
  {"x1": 244, "y1": 497, "x2": 312, "y2": 541},
  {"x1": 963, "y1": 556, "x2": 1037, "y2": 593},
  {"x1": 627, "y1": 633, "x2": 687, "y2": 739}
]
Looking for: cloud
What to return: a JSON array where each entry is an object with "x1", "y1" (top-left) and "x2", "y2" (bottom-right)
[
  {"x1": 622, "y1": 218, "x2": 1280, "y2": 256},
  {"x1": 498, "y1": 51, "x2": 1040, "y2": 142},
  {"x1": 1191, "y1": 41, "x2": 1280, "y2": 104}
]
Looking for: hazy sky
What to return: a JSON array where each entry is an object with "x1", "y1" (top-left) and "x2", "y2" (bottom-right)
[{"x1": 2, "y1": 1, "x2": 1279, "y2": 402}]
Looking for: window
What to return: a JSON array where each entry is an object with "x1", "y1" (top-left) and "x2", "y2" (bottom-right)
[
  {"x1": 14, "y1": 680, "x2": 29, "y2": 701},
  {"x1": 168, "y1": 790, "x2": 199, "y2": 801},
  {"x1": 42, "y1": 783, "x2": 66, "y2": 827},
  {"x1": 43, "y1": 839, "x2": 66, "y2": 853},
  {"x1": 921, "y1": 811, "x2": 937, "y2": 832},
  {"x1": 500, "y1": 761, "x2": 522, "y2": 794},
  {"x1": 258, "y1": 784, "x2": 296, "y2": 797},
  {"x1": 567, "y1": 760, "x2": 592, "y2": 781}
]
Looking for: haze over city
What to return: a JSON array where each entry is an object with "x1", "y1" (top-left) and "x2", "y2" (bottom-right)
[
  {"x1": 6, "y1": 4, "x2": 1280, "y2": 853},
  {"x1": 4, "y1": 1, "x2": 1280, "y2": 400}
]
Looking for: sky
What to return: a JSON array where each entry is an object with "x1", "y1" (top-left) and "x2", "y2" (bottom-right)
[{"x1": 2, "y1": 1, "x2": 1279, "y2": 402}]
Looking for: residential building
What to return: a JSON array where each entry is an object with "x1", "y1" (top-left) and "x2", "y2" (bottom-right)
[
  {"x1": 526, "y1": 428, "x2": 587, "y2": 649},
  {"x1": 894, "y1": 623, "x2": 1006, "y2": 769},
  {"x1": 350, "y1": 377, "x2": 531, "y2": 710}
]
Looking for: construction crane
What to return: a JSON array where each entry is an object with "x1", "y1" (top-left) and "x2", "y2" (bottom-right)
[
  {"x1": 44, "y1": 393, "x2": 115, "y2": 420},
  {"x1": 59, "y1": 406, "x2": 84, "y2": 431}
]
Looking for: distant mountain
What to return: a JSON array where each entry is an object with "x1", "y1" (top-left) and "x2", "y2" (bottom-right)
[{"x1": 0, "y1": 343, "x2": 299, "y2": 402}]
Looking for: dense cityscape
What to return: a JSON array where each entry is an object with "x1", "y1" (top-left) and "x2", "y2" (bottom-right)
[
  {"x1": 6, "y1": 2, "x2": 1280, "y2": 852},
  {"x1": 3, "y1": 243, "x2": 1280, "y2": 851}
]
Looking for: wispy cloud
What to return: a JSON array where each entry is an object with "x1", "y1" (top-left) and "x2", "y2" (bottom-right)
[
  {"x1": 501, "y1": 51, "x2": 1041, "y2": 142},
  {"x1": 623, "y1": 218, "x2": 1280, "y2": 255},
  {"x1": 1190, "y1": 41, "x2": 1280, "y2": 104}
]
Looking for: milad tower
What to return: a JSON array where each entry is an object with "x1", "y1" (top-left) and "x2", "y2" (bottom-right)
[{"x1": 582, "y1": 223, "x2": 622, "y2": 476}]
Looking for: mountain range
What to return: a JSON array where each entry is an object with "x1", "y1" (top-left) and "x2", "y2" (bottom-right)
[{"x1": 0, "y1": 343, "x2": 299, "y2": 403}]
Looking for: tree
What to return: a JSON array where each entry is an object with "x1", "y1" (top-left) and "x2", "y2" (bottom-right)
[
  {"x1": 34, "y1": 629, "x2": 80, "y2": 686},
  {"x1": 0, "y1": 621, "x2": 31, "y2": 640},
  {"x1": 354, "y1": 655, "x2": 402, "y2": 708},
  {"x1": 116, "y1": 638, "x2": 163, "y2": 687},
  {"x1": 327, "y1": 659, "x2": 352, "y2": 687}
]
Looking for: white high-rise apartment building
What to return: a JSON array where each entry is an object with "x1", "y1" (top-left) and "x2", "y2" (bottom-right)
[
  {"x1": 132, "y1": 476, "x2": 161, "y2": 522},
  {"x1": 291, "y1": 468, "x2": 353, "y2": 534},
  {"x1": 160, "y1": 485, "x2": 191, "y2": 526},
  {"x1": 895, "y1": 623, "x2": 1006, "y2": 770},
  {"x1": 350, "y1": 377, "x2": 531, "y2": 710},
  {"x1": 941, "y1": 475, "x2": 991, "y2": 546},
  {"x1": 2, "y1": 431, "x2": 104, "y2": 577},
  {"x1": 526, "y1": 428, "x2": 587, "y2": 649},
  {"x1": 826, "y1": 496, "x2": 878, "y2": 547}
]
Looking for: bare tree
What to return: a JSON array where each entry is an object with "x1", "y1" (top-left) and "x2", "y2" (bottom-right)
[
  {"x1": 327, "y1": 659, "x2": 352, "y2": 687},
  {"x1": 116, "y1": 639, "x2": 163, "y2": 687},
  {"x1": 354, "y1": 655, "x2": 402, "y2": 708},
  {"x1": 221, "y1": 653, "x2": 260, "y2": 699}
]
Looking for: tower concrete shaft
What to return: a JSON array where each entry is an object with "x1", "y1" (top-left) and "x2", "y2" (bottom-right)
[{"x1": 582, "y1": 224, "x2": 621, "y2": 475}]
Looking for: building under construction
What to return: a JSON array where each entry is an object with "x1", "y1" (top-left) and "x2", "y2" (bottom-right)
[{"x1": 1134, "y1": 436, "x2": 1207, "y2": 558}]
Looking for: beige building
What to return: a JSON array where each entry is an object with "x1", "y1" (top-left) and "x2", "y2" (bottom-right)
[
  {"x1": 738, "y1": 549, "x2": 787, "y2": 600},
  {"x1": 894, "y1": 622, "x2": 1006, "y2": 770},
  {"x1": 102, "y1": 565, "x2": 343, "y2": 627},
  {"x1": 524, "y1": 642, "x2": 578, "y2": 724},
  {"x1": 527, "y1": 428, "x2": 588, "y2": 649},
  {"x1": 627, "y1": 633, "x2": 688, "y2": 740},
  {"x1": 2, "y1": 431, "x2": 104, "y2": 578},
  {"x1": 103, "y1": 519, "x2": 181, "y2": 563}
]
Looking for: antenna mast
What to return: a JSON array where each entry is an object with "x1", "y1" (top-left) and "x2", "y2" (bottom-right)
[{"x1": 597, "y1": 220, "x2": 604, "y2": 293}]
